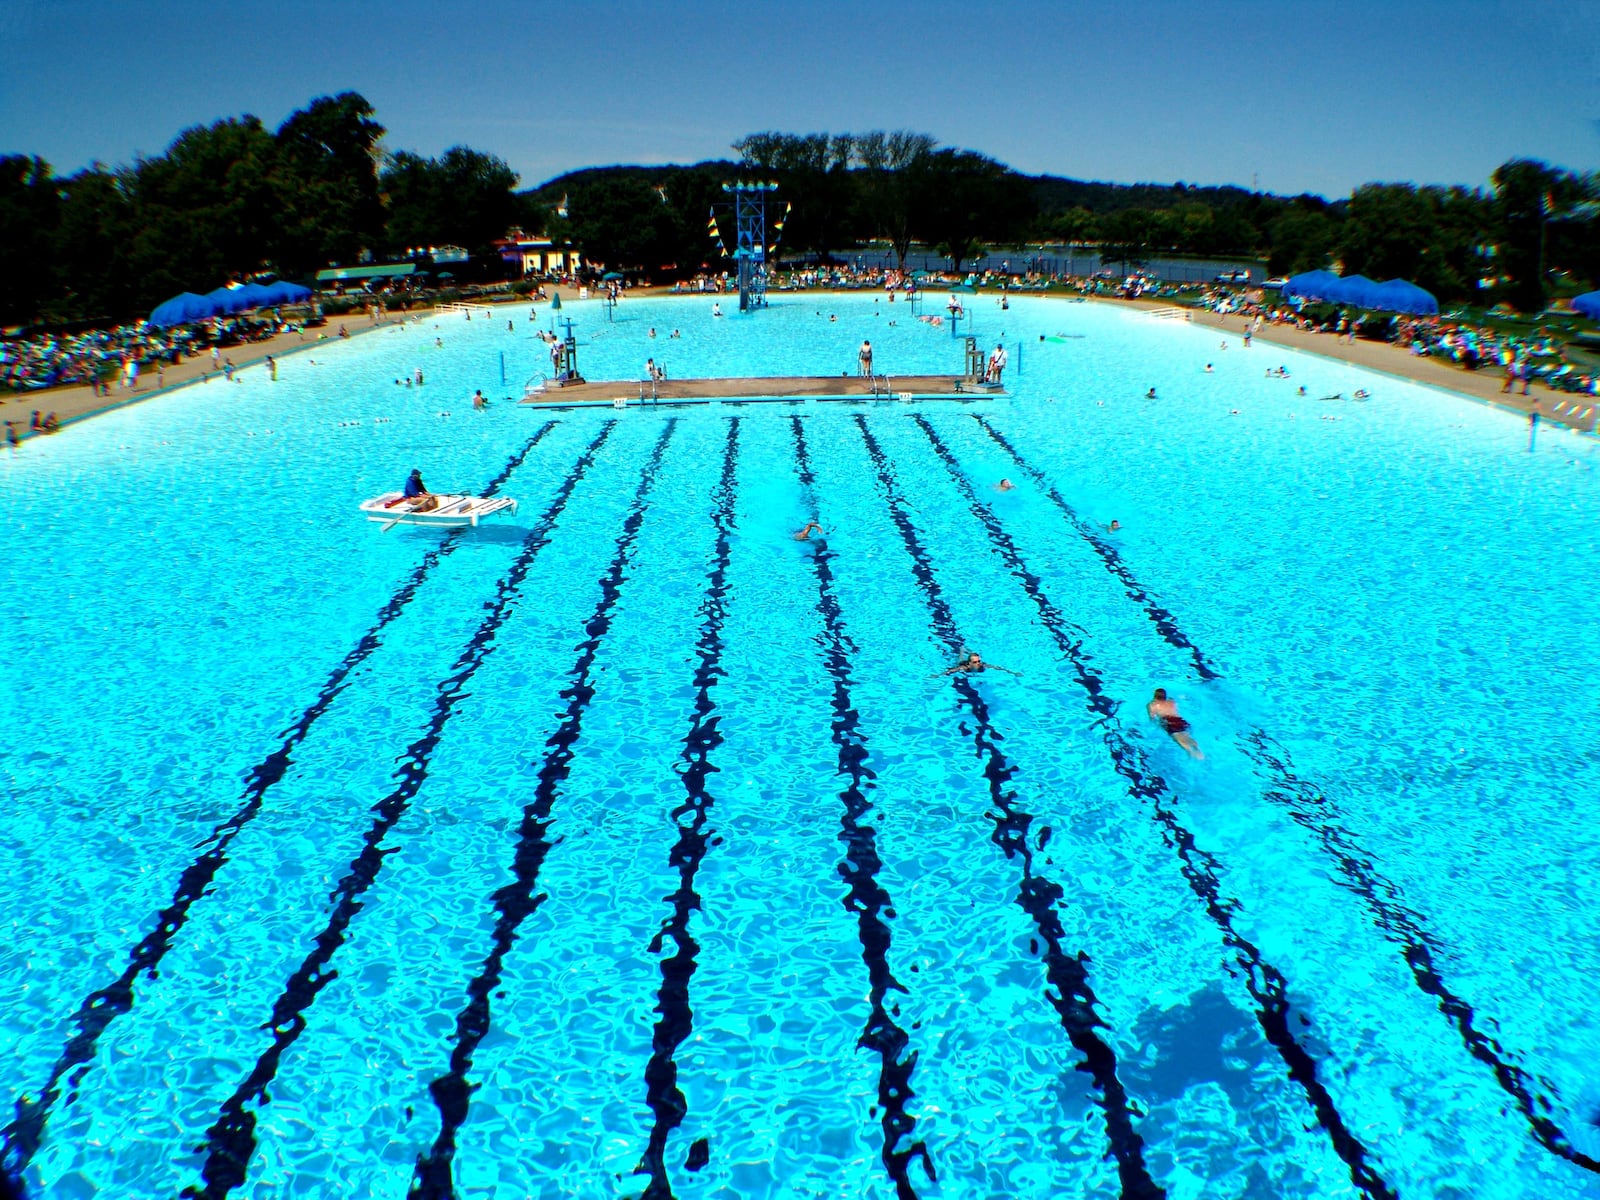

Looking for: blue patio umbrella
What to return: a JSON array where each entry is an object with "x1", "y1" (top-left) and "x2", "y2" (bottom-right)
[
  {"x1": 1323, "y1": 274, "x2": 1381, "y2": 307},
  {"x1": 1284, "y1": 270, "x2": 1341, "y2": 301},
  {"x1": 205, "y1": 285, "x2": 251, "y2": 315},
  {"x1": 148, "y1": 291, "x2": 216, "y2": 328},
  {"x1": 1573, "y1": 291, "x2": 1600, "y2": 320},
  {"x1": 260, "y1": 280, "x2": 312, "y2": 305},
  {"x1": 233, "y1": 282, "x2": 276, "y2": 310},
  {"x1": 1373, "y1": 279, "x2": 1439, "y2": 316}
]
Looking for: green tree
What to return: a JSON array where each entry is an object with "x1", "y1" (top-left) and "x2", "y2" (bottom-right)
[
  {"x1": 912, "y1": 149, "x2": 1032, "y2": 274},
  {"x1": 126, "y1": 115, "x2": 282, "y2": 305},
  {"x1": 1491, "y1": 158, "x2": 1566, "y2": 311},
  {"x1": 1050, "y1": 206, "x2": 1098, "y2": 246},
  {"x1": 854, "y1": 130, "x2": 937, "y2": 272},
  {"x1": 556, "y1": 174, "x2": 682, "y2": 269},
  {"x1": 1098, "y1": 208, "x2": 1158, "y2": 272},
  {"x1": 273, "y1": 92, "x2": 386, "y2": 271},
  {"x1": 0, "y1": 155, "x2": 61, "y2": 323},
  {"x1": 50, "y1": 166, "x2": 140, "y2": 319},
  {"x1": 1268, "y1": 203, "x2": 1337, "y2": 275},
  {"x1": 382, "y1": 146, "x2": 520, "y2": 256}
]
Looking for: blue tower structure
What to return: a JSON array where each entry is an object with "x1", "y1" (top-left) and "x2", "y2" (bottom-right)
[{"x1": 721, "y1": 180, "x2": 779, "y2": 312}]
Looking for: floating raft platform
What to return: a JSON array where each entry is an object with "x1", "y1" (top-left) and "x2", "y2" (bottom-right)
[{"x1": 520, "y1": 375, "x2": 1004, "y2": 409}]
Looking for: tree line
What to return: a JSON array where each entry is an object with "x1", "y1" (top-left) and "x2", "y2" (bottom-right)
[
  {"x1": 0, "y1": 92, "x2": 527, "y2": 325},
  {"x1": 2, "y1": 95, "x2": 1596, "y2": 326}
]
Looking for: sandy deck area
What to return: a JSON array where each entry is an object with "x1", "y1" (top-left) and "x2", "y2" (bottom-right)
[{"x1": 1, "y1": 309, "x2": 409, "y2": 443}]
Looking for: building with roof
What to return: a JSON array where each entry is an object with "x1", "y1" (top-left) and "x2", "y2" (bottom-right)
[{"x1": 493, "y1": 230, "x2": 581, "y2": 278}]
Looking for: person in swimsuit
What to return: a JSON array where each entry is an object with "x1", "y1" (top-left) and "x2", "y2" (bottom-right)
[
  {"x1": 403, "y1": 468, "x2": 439, "y2": 512},
  {"x1": 1147, "y1": 688, "x2": 1202, "y2": 758},
  {"x1": 794, "y1": 521, "x2": 823, "y2": 540},
  {"x1": 940, "y1": 651, "x2": 1019, "y2": 677},
  {"x1": 997, "y1": 479, "x2": 1016, "y2": 492}
]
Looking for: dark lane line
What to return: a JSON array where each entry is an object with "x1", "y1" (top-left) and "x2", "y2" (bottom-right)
[
  {"x1": 791, "y1": 416, "x2": 934, "y2": 1200},
  {"x1": 180, "y1": 418, "x2": 641, "y2": 1200},
  {"x1": 406, "y1": 417, "x2": 689, "y2": 1199},
  {"x1": 0, "y1": 422, "x2": 560, "y2": 1184},
  {"x1": 913, "y1": 413, "x2": 1396, "y2": 1199},
  {"x1": 970, "y1": 414, "x2": 1600, "y2": 1176},
  {"x1": 970, "y1": 416, "x2": 1218, "y2": 680},
  {"x1": 633, "y1": 418, "x2": 741, "y2": 1200},
  {"x1": 1242, "y1": 730, "x2": 1600, "y2": 1175},
  {"x1": 851, "y1": 414, "x2": 1164, "y2": 1200}
]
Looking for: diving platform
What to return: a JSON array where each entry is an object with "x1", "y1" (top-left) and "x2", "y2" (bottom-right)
[{"x1": 520, "y1": 375, "x2": 1005, "y2": 409}]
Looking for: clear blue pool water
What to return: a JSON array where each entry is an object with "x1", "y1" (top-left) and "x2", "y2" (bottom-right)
[{"x1": 4, "y1": 293, "x2": 1600, "y2": 1200}]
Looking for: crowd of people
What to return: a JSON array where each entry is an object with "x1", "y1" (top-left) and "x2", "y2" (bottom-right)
[
  {"x1": 1188, "y1": 287, "x2": 1599, "y2": 398},
  {"x1": 1, "y1": 313, "x2": 306, "y2": 394}
]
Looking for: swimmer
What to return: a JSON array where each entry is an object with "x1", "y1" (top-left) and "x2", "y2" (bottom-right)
[
  {"x1": 794, "y1": 521, "x2": 823, "y2": 541},
  {"x1": 1353, "y1": 389, "x2": 1370, "y2": 400},
  {"x1": 938, "y1": 651, "x2": 1020, "y2": 677},
  {"x1": 472, "y1": 389, "x2": 487, "y2": 410},
  {"x1": 1106, "y1": 520, "x2": 1122, "y2": 532},
  {"x1": 1145, "y1": 387, "x2": 1157, "y2": 399},
  {"x1": 1147, "y1": 688, "x2": 1202, "y2": 758},
  {"x1": 712, "y1": 303, "x2": 723, "y2": 317},
  {"x1": 1297, "y1": 386, "x2": 1307, "y2": 396},
  {"x1": 997, "y1": 479, "x2": 1016, "y2": 492},
  {"x1": 435, "y1": 338, "x2": 443, "y2": 348},
  {"x1": 1205, "y1": 363, "x2": 1214, "y2": 373}
]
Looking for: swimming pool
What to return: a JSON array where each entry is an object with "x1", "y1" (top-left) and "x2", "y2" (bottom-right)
[{"x1": 4, "y1": 294, "x2": 1599, "y2": 1199}]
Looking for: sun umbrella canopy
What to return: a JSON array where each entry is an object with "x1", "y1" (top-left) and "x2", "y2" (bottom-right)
[
  {"x1": 148, "y1": 291, "x2": 215, "y2": 328},
  {"x1": 204, "y1": 285, "x2": 251, "y2": 315},
  {"x1": 1322, "y1": 274, "x2": 1381, "y2": 306},
  {"x1": 1284, "y1": 270, "x2": 1342, "y2": 301},
  {"x1": 233, "y1": 282, "x2": 276, "y2": 308},
  {"x1": 1373, "y1": 278, "x2": 1439, "y2": 316},
  {"x1": 601, "y1": 271, "x2": 624, "y2": 281},
  {"x1": 1573, "y1": 291, "x2": 1600, "y2": 320},
  {"x1": 260, "y1": 280, "x2": 312, "y2": 305}
]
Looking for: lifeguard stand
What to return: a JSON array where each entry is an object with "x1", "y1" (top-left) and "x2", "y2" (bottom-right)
[
  {"x1": 554, "y1": 317, "x2": 584, "y2": 384},
  {"x1": 964, "y1": 336, "x2": 984, "y2": 381}
]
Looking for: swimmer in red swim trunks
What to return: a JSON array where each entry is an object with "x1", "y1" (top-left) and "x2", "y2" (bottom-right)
[{"x1": 1147, "y1": 687, "x2": 1202, "y2": 758}]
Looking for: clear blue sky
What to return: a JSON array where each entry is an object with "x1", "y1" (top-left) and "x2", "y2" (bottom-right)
[{"x1": 3, "y1": 0, "x2": 1595, "y2": 198}]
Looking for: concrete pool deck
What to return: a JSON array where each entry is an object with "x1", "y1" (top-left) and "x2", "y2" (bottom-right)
[
  {"x1": 521, "y1": 374, "x2": 999, "y2": 407},
  {"x1": 0, "y1": 310, "x2": 410, "y2": 442}
]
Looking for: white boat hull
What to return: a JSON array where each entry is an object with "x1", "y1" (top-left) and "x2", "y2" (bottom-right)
[{"x1": 360, "y1": 492, "x2": 518, "y2": 528}]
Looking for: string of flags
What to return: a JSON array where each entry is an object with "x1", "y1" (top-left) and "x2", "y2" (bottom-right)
[{"x1": 708, "y1": 200, "x2": 792, "y2": 257}]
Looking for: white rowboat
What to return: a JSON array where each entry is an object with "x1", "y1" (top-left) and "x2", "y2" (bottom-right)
[{"x1": 360, "y1": 492, "x2": 519, "y2": 529}]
